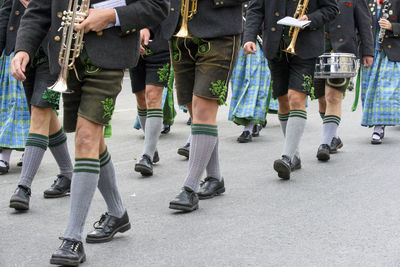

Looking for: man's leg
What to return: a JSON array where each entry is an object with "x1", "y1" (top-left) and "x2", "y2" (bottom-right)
[
  {"x1": 177, "y1": 102, "x2": 192, "y2": 159},
  {"x1": 135, "y1": 90, "x2": 147, "y2": 132}
]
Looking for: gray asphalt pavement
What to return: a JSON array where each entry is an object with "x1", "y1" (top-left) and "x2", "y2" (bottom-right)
[{"x1": 1, "y1": 75, "x2": 400, "y2": 267}]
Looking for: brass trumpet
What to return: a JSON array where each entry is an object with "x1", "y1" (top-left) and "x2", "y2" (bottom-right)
[
  {"x1": 174, "y1": 0, "x2": 197, "y2": 38},
  {"x1": 48, "y1": 0, "x2": 90, "y2": 93},
  {"x1": 283, "y1": 0, "x2": 309, "y2": 55}
]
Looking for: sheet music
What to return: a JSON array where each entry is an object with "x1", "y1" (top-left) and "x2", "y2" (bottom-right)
[
  {"x1": 277, "y1": 16, "x2": 311, "y2": 28},
  {"x1": 92, "y1": 0, "x2": 126, "y2": 29}
]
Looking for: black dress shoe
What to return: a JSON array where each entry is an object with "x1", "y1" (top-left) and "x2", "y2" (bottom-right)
[
  {"x1": 251, "y1": 124, "x2": 262, "y2": 137},
  {"x1": 186, "y1": 117, "x2": 192, "y2": 125},
  {"x1": 86, "y1": 211, "x2": 131, "y2": 243},
  {"x1": 50, "y1": 238, "x2": 86, "y2": 266},
  {"x1": 169, "y1": 187, "x2": 199, "y2": 212},
  {"x1": 9, "y1": 185, "x2": 31, "y2": 210},
  {"x1": 177, "y1": 143, "x2": 190, "y2": 158},
  {"x1": 291, "y1": 155, "x2": 302, "y2": 171},
  {"x1": 43, "y1": 175, "x2": 71, "y2": 198},
  {"x1": 134, "y1": 154, "x2": 153, "y2": 176},
  {"x1": 198, "y1": 177, "x2": 225, "y2": 199},
  {"x1": 161, "y1": 125, "x2": 171, "y2": 134},
  {"x1": 317, "y1": 144, "x2": 330, "y2": 161},
  {"x1": 237, "y1": 131, "x2": 252, "y2": 143},
  {"x1": 329, "y1": 137, "x2": 343, "y2": 153},
  {"x1": 0, "y1": 160, "x2": 9, "y2": 175},
  {"x1": 153, "y1": 150, "x2": 160, "y2": 163},
  {"x1": 273, "y1": 155, "x2": 292, "y2": 180}
]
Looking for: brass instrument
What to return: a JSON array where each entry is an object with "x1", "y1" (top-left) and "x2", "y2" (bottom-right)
[
  {"x1": 174, "y1": 0, "x2": 197, "y2": 38},
  {"x1": 48, "y1": 0, "x2": 90, "y2": 93},
  {"x1": 283, "y1": 0, "x2": 310, "y2": 55}
]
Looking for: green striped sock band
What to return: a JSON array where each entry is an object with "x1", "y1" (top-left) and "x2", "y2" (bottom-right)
[
  {"x1": 319, "y1": 112, "x2": 325, "y2": 120},
  {"x1": 25, "y1": 133, "x2": 49, "y2": 150},
  {"x1": 48, "y1": 128, "x2": 67, "y2": 147},
  {"x1": 323, "y1": 115, "x2": 341, "y2": 125},
  {"x1": 278, "y1": 113, "x2": 290, "y2": 122},
  {"x1": 191, "y1": 124, "x2": 218, "y2": 136},
  {"x1": 289, "y1": 110, "x2": 307, "y2": 120},
  {"x1": 147, "y1": 109, "x2": 163, "y2": 118},
  {"x1": 73, "y1": 158, "x2": 100, "y2": 174},
  {"x1": 138, "y1": 108, "x2": 147, "y2": 117},
  {"x1": 99, "y1": 147, "x2": 111, "y2": 167}
]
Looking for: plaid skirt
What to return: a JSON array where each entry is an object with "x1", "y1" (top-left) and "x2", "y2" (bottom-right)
[
  {"x1": 361, "y1": 33, "x2": 400, "y2": 126},
  {"x1": 0, "y1": 52, "x2": 30, "y2": 149},
  {"x1": 228, "y1": 44, "x2": 278, "y2": 126}
]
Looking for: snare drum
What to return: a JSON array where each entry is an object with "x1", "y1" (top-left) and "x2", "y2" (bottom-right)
[{"x1": 314, "y1": 53, "x2": 357, "y2": 79}]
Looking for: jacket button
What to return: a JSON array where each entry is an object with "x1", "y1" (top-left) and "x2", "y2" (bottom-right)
[
  {"x1": 15, "y1": 10, "x2": 20, "y2": 16},
  {"x1": 125, "y1": 30, "x2": 130, "y2": 34},
  {"x1": 9, "y1": 26, "x2": 14, "y2": 31},
  {"x1": 132, "y1": 29, "x2": 136, "y2": 32},
  {"x1": 54, "y1": 36, "x2": 61, "y2": 42},
  {"x1": 271, "y1": 27, "x2": 276, "y2": 32},
  {"x1": 337, "y1": 25, "x2": 341, "y2": 29},
  {"x1": 220, "y1": 1, "x2": 224, "y2": 4},
  {"x1": 388, "y1": 45, "x2": 392, "y2": 49},
  {"x1": 57, "y1": 12, "x2": 63, "y2": 18},
  {"x1": 170, "y1": 8, "x2": 175, "y2": 12},
  {"x1": 97, "y1": 31, "x2": 103, "y2": 36},
  {"x1": 338, "y1": 38, "x2": 344, "y2": 42},
  {"x1": 215, "y1": 1, "x2": 220, "y2": 5},
  {"x1": 385, "y1": 35, "x2": 389, "y2": 38},
  {"x1": 275, "y1": 12, "x2": 279, "y2": 17}
]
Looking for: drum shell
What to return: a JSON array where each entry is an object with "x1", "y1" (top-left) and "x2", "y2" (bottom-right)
[{"x1": 315, "y1": 53, "x2": 357, "y2": 79}]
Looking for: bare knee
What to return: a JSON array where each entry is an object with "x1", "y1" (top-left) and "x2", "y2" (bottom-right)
[
  {"x1": 288, "y1": 91, "x2": 306, "y2": 110},
  {"x1": 145, "y1": 85, "x2": 163, "y2": 109}
]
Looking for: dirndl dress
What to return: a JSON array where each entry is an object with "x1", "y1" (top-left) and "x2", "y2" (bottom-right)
[
  {"x1": 361, "y1": 31, "x2": 400, "y2": 127},
  {"x1": 0, "y1": 52, "x2": 30, "y2": 150},
  {"x1": 228, "y1": 43, "x2": 278, "y2": 126}
]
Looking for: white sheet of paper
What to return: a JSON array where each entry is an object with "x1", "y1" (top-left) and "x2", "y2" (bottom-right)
[
  {"x1": 277, "y1": 16, "x2": 311, "y2": 28},
  {"x1": 92, "y1": 0, "x2": 126, "y2": 29}
]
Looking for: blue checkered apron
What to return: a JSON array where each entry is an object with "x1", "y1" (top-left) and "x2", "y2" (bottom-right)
[
  {"x1": 228, "y1": 44, "x2": 278, "y2": 126},
  {"x1": 0, "y1": 52, "x2": 30, "y2": 149},
  {"x1": 361, "y1": 32, "x2": 400, "y2": 127}
]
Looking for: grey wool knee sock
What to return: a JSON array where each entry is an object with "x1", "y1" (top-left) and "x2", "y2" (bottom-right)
[
  {"x1": 49, "y1": 128, "x2": 73, "y2": 180},
  {"x1": 18, "y1": 133, "x2": 48, "y2": 188},
  {"x1": 64, "y1": 158, "x2": 100, "y2": 242},
  {"x1": 183, "y1": 124, "x2": 218, "y2": 192},
  {"x1": 282, "y1": 110, "x2": 307, "y2": 160},
  {"x1": 138, "y1": 108, "x2": 147, "y2": 133},
  {"x1": 143, "y1": 109, "x2": 162, "y2": 158},
  {"x1": 319, "y1": 112, "x2": 325, "y2": 120},
  {"x1": 321, "y1": 115, "x2": 341, "y2": 145},
  {"x1": 206, "y1": 138, "x2": 222, "y2": 181},
  {"x1": 98, "y1": 148, "x2": 126, "y2": 218},
  {"x1": 278, "y1": 113, "x2": 289, "y2": 136}
]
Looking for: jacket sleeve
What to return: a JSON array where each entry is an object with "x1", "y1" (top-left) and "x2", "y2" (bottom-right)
[
  {"x1": 355, "y1": 0, "x2": 375, "y2": 56},
  {"x1": 14, "y1": 0, "x2": 51, "y2": 62},
  {"x1": 0, "y1": 0, "x2": 12, "y2": 55},
  {"x1": 307, "y1": 0, "x2": 339, "y2": 29},
  {"x1": 211, "y1": 0, "x2": 247, "y2": 8},
  {"x1": 243, "y1": 0, "x2": 264, "y2": 44},
  {"x1": 115, "y1": 0, "x2": 169, "y2": 37}
]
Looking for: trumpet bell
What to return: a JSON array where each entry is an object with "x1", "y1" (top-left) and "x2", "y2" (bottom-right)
[
  {"x1": 174, "y1": 27, "x2": 191, "y2": 38},
  {"x1": 47, "y1": 76, "x2": 73, "y2": 94},
  {"x1": 283, "y1": 47, "x2": 296, "y2": 55}
]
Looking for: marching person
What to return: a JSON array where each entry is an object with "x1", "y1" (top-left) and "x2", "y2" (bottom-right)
[
  {"x1": 244, "y1": 0, "x2": 338, "y2": 179},
  {"x1": 314, "y1": 0, "x2": 374, "y2": 161},
  {"x1": 361, "y1": 0, "x2": 400, "y2": 144},
  {"x1": 167, "y1": 0, "x2": 245, "y2": 212},
  {"x1": 11, "y1": 0, "x2": 168, "y2": 265}
]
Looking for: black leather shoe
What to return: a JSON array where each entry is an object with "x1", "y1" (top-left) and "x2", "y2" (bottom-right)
[
  {"x1": 291, "y1": 155, "x2": 302, "y2": 171},
  {"x1": 252, "y1": 124, "x2": 262, "y2": 137},
  {"x1": 134, "y1": 154, "x2": 153, "y2": 176},
  {"x1": 86, "y1": 211, "x2": 131, "y2": 243},
  {"x1": 186, "y1": 117, "x2": 192, "y2": 125},
  {"x1": 237, "y1": 131, "x2": 252, "y2": 143},
  {"x1": 177, "y1": 143, "x2": 190, "y2": 158},
  {"x1": 0, "y1": 160, "x2": 9, "y2": 175},
  {"x1": 317, "y1": 144, "x2": 330, "y2": 161},
  {"x1": 169, "y1": 187, "x2": 199, "y2": 212},
  {"x1": 50, "y1": 238, "x2": 86, "y2": 266},
  {"x1": 161, "y1": 125, "x2": 170, "y2": 134},
  {"x1": 329, "y1": 137, "x2": 343, "y2": 153},
  {"x1": 198, "y1": 177, "x2": 225, "y2": 199},
  {"x1": 9, "y1": 185, "x2": 31, "y2": 210},
  {"x1": 153, "y1": 150, "x2": 160, "y2": 163},
  {"x1": 43, "y1": 175, "x2": 71, "y2": 198},
  {"x1": 273, "y1": 155, "x2": 292, "y2": 180}
]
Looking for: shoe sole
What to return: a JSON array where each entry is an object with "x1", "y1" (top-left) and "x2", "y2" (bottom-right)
[
  {"x1": 371, "y1": 140, "x2": 382, "y2": 145},
  {"x1": 251, "y1": 133, "x2": 260, "y2": 137},
  {"x1": 330, "y1": 142, "x2": 343, "y2": 154},
  {"x1": 169, "y1": 203, "x2": 198, "y2": 212},
  {"x1": 237, "y1": 138, "x2": 251, "y2": 143},
  {"x1": 317, "y1": 151, "x2": 330, "y2": 161},
  {"x1": 43, "y1": 190, "x2": 70, "y2": 199},
  {"x1": 134, "y1": 164, "x2": 153, "y2": 176},
  {"x1": 9, "y1": 201, "x2": 29, "y2": 210},
  {"x1": 198, "y1": 187, "x2": 225, "y2": 200},
  {"x1": 177, "y1": 149, "x2": 189, "y2": 158},
  {"x1": 273, "y1": 160, "x2": 290, "y2": 180},
  {"x1": 86, "y1": 222, "x2": 131, "y2": 243},
  {"x1": 50, "y1": 255, "x2": 86, "y2": 266}
]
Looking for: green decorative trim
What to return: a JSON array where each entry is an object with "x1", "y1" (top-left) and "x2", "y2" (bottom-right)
[
  {"x1": 144, "y1": 45, "x2": 153, "y2": 56},
  {"x1": 73, "y1": 169, "x2": 100, "y2": 174},
  {"x1": 289, "y1": 110, "x2": 307, "y2": 120},
  {"x1": 199, "y1": 43, "x2": 208, "y2": 53},
  {"x1": 25, "y1": 141, "x2": 47, "y2": 150},
  {"x1": 75, "y1": 158, "x2": 100, "y2": 163},
  {"x1": 278, "y1": 113, "x2": 290, "y2": 122},
  {"x1": 157, "y1": 63, "x2": 170, "y2": 82},
  {"x1": 74, "y1": 163, "x2": 101, "y2": 168},
  {"x1": 42, "y1": 89, "x2": 60, "y2": 109},
  {"x1": 101, "y1": 98, "x2": 115, "y2": 119},
  {"x1": 302, "y1": 74, "x2": 315, "y2": 100},
  {"x1": 172, "y1": 39, "x2": 179, "y2": 61},
  {"x1": 209, "y1": 80, "x2": 228, "y2": 106},
  {"x1": 99, "y1": 148, "x2": 108, "y2": 159}
]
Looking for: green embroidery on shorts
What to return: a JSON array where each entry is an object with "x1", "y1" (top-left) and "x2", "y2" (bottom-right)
[
  {"x1": 192, "y1": 37, "x2": 201, "y2": 45},
  {"x1": 42, "y1": 89, "x2": 60, "y2": 108},
  {"x1": 172, "y1": 39, "x2": 179, "y2": 61},
  {"x1": 101, "y1": 98, "x2": 115, "y2": 119},
  {"x1": 144, "y1": 45, "x2": 153, "y2": 56},
  {"x1": 199, "y1": 43, "x2": 207, "y2": 53},
  {"x1": 209, "y1": 80, "x2": 228, "y2": 106},
  {"x1": 302, "y1": 74, "x2": 315, "y2": 100},
  {"x1": 157, "y1": 63, "x2": 170, "y2": 82}
]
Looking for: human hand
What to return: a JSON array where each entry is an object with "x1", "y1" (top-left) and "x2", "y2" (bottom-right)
[
  {"x1": 11, "y1": 51, "x2": 30, "y2": 82},
  {"x1": 243, "y1": 41, "x2": 257, "y2": 55}
]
